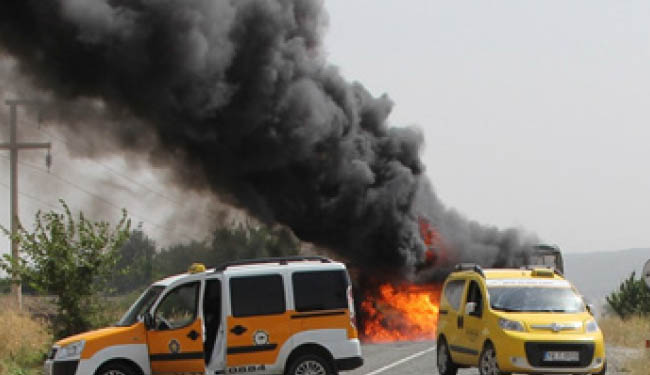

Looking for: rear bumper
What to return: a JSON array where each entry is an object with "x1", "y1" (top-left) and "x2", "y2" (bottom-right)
[
  {"x1": 336, "y1": 356, "x2": 364, "y2": 371},
  {"x1": 44, "y1": 360, "x2": 79, "y2": 375}
]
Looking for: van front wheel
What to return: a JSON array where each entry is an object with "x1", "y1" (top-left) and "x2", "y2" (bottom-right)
[
  {"x1": 95, "y1": 362, "x2": 137, "y2": 375},
  {"x1": 479, "y1": 343, "x2": 503, "y2": 375},
  {"x1": 286, "y1": 354, "x2": 336, "y2": 375}
]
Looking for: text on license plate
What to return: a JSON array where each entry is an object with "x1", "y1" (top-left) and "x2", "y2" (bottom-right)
[{"x1": 543, "y1": 351, "x2": 579, "y2": 362}]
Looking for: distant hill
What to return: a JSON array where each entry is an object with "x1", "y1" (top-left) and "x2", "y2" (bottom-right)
[{"x1": 564, "y1": 248, "x2": 650, "y2": 315}]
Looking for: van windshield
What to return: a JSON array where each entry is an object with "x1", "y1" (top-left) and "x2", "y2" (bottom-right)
[
  {"x1": 488, "y1": 286, "x2": 585, "y2": 313},
  {"x1": 116, "y1": 285, "x2": 164, "y2": 326}
]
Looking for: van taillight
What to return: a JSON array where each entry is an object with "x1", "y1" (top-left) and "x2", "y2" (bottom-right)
[{"x1": 347, "y1": 285, "x2": 356, "y2": 329}]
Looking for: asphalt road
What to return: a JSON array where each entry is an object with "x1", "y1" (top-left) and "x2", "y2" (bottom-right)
[
  {"x1": 345, "y1": 341, "x2": 475, "y2": 375},
  {"x1": 345, "y1": 341, "x2": 626, "y2": 375}
]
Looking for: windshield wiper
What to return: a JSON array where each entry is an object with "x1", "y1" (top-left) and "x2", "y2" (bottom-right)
[{"x1": 491, "y1": 306, "x2": 525, "y2": 312}]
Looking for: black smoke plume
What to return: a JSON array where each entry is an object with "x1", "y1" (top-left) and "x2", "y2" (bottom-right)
[{"x1": 0, "y1": 0, "x2": 535, "y2": 275}]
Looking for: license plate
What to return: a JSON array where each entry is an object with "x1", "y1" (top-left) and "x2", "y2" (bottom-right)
[{"x1": 543, "y1": 351, "x2": 579, "y2": 362}]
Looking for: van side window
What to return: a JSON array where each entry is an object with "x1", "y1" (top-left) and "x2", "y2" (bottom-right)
[
  {"x1": 466, "y1": 280, "x2": 483, "y2": 317},
  {"x1": 293, "y1": 270, "x2": 349, "y2": 312},
  {"x1": 444, "y1": 279, "x2": 465, "y2": 311},
  {"x1": 230, "y1": 275, "x2": 285, "y2": 317},
  {"x1": 154, "y1": 282, "x2": 200, "y2": 330}
]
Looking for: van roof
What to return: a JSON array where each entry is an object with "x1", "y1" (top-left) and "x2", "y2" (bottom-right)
[
  {"x1": 449, "y1": 266, "x2": 565, "y2": 281},
  {"x1": 483, "y1": 268, "x2": 564, "y2": 280},
  {"x1": 152, "y1": 257, "x2": 346, "y2": 287}
]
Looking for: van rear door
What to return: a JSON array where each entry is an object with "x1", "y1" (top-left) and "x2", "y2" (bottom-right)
[{"x1": 225, "y1": 274, "x2": 289, "y2": 372}]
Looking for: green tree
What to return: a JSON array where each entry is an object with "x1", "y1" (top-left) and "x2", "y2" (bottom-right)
[
  {"x1": 210, "y1": 222, "x2": 300, "y2": 264},
  {"x1": 1, "y1": 200, "x2": 131, "y2": 339},
  {"x1": 152, "y1": 222, "x2": 301, "y2": 277},
  {"x1": 112, "y1": 225, "x2": 156, "y2": 294},
  {"x1": 606, "y1": 271, "x2": 650, "y2": 319}
]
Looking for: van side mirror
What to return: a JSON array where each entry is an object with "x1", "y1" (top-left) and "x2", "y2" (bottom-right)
[
  {"x1": 586, "y1": 304, "x2": 594, "y2": 315},
  {"x1": 465, "y1": 302, "x2": 477, "y2": 316},
  {"x1": 143, "y1": 312, "x2": 154, "y2": 329}
]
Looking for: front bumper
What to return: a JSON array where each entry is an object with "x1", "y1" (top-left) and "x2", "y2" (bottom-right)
[
  {"x1": 44, "y1": 359, "x2": 79, "y2": 375},
  {"x1": 336, "y1": 356, "x2": 364, "y2": 371},
  {"x1": 495, "y1": 332, "x2": 606, "y2": 374}
]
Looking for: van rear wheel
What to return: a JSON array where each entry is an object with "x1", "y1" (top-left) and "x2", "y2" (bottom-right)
[
  {"x1": 96, "y1": 362, "x2": 137, "y2": 375},
  {"x1": 286, "y1": 354, "x2": 336, "y2": 375},
  {"x1": 437, "y1": 338, "x2": 458, "y2": 375}
]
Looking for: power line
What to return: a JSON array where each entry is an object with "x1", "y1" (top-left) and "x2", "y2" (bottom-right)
[
  {"x1": 0, "y1": 178, "x2": 61, "y2": 211},
  {"x1": 6, "y1": 116, "x2": 224, "y2": 244},
  {"x1": 0, "y1": 153, "x2": 205, "y2": 243},
  {"x1": 34, "y1": 124, "x2": 223, "y2": 223},
  {"x1": 0, "y1": 178, "x2": 204, "y2": 255}
]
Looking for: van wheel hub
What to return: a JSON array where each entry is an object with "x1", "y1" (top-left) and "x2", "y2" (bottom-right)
[
  {"x1": 480, "y1": 347, "x2": 500, "y2": 375},
  {"x1": 294, "y1": 360, "x2": 327, "y2": 375}
]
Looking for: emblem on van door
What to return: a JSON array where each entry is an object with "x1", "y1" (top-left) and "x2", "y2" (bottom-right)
[
  {"x1": 169, "y1": 339, "x2": 181, "y2": 353},
  {"x1": 253, "y1": 330, "x2": 269, "y2": 345}
]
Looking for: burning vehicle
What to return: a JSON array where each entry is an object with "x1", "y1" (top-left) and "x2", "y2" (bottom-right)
[{"x1": 357, "y1": 219, "x2": 564, "y2": 344}]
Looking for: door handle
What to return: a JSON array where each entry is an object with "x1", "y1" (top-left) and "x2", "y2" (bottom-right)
[
  {"x1": 230, "y1": 325, "x2": 247, "y2": 335},
  {"x1": 187, "y1": 329, "x2": 199, "y2": 341},
  {"x1": 457, "y1": 316, "x2": 464, "y2": 329}
]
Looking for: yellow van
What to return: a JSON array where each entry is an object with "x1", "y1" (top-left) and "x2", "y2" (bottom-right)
[
  {"x1": 436, "y1": 264, "x2": 606, "y2": 375},
  {"x1": 44, "y1": 256, "x2": 363, "y2": 375}
]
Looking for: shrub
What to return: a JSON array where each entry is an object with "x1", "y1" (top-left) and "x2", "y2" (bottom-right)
[
  {"x1": 1, "y1": 200, "x2": 131, "y2": 339},
  {"x1": 0, "y1": 296, "x2": 51, "y2": 375},
  {"x1": 606, "y1": 271, "x2": 650, "y2": 319}
]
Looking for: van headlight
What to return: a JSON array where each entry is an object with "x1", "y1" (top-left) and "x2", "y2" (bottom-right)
[
  {"x1": 54, "y1": 340, "x2": 85, "y2": 360},
  {"x1": 498, "y1": 318, "x2": 525, "y2": 332},
  {"x1": 585, "y1": 319, "x2": 600, "y2": 333}
]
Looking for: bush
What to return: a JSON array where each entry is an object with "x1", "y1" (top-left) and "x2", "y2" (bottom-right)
[
  {"x1": 1, "y1": 200, "x2": 131, "y2": 339},
  {"x1": 606, "y1": 271, "x2": 650, "y2": 319},
  {"x1": 0, "y1": 296, "x2": 51, "y2": 375}
]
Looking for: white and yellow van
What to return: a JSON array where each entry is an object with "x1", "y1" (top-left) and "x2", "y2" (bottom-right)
[{"x1": 45, "y1": 256, "x2": 363, "y2": 375}]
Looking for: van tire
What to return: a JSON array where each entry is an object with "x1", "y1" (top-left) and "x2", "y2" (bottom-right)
[
  {"x1": 479, "y1": 342, "x2": 503, "y2": 375},
  {"x1": 286, "y1": 353, "x2": 336, "y2": 375},
  {"x1": 437, "y1": 338, "x2": 458, "y2": 375},
  {"x1": 95, "y1": 361, "x2": 138, "y2": 375}
]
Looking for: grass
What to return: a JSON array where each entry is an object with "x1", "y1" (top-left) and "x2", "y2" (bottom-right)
[
  {"x1": 599, "y1": 314, "x2": 650, "y2": 348},
  {"x1": 599, "y1": 314, "x2": 650, "y2": 374},
  {"x1": 624, "y1": 352, "x2": 650, "y2": 375},
  {"x1": 0, "y1": 296, "x2": 51, "y2": 375},
  {"x1": 0, "y1": 293, "x2": 139, "y2": 375}
]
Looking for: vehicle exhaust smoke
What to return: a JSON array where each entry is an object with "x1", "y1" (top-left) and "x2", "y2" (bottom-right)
[{"x1": 0, "y1": 0, "x2": 536, "y2": 275}]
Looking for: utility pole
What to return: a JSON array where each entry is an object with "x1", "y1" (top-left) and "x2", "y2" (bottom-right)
[{"x1": 0, "y1": 99, "x2": 51, "y2": 309}]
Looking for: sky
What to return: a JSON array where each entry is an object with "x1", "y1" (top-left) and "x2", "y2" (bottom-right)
[
  {"x1": 322, "y1": 0, "x2": 650, "y2": 253},
  {"x1": 1, "y1": 0, "x2": 649, "y2": 257}
]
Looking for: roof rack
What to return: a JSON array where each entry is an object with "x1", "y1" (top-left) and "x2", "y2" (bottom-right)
[
  {"x1": 520, "y1": 264, "x2": 563, "y2": 277},
  {"x1": 212, "y1": 256, "x2": 332, "y2": 272},
  {"x1": 454, "y1": 263, "x2": 485, "y2": 278}
]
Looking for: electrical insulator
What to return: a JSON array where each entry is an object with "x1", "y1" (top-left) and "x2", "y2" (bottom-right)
[{"x1": 45, "y1": 150, "x2": 52, "y2": 172}]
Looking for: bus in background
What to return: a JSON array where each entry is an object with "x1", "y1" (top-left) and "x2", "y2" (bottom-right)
[{"x1": 527, "y1": 244, "x2": 564, "y2": 274}]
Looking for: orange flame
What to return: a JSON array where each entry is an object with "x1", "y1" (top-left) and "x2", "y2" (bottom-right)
[{"x1": 361, "y1": 283, "x2": 441, "y2": 343}]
